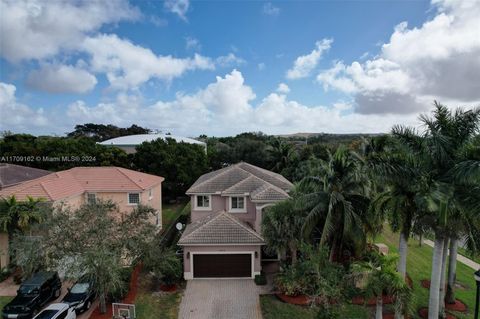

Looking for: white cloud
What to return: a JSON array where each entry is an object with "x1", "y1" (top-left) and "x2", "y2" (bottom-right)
[
  {"x1": 150, "y1": 16, "x2": 168, "y2": 27},
  {"x1": 83, "y1": 34, "x2": 215, "y2": 89},
  {"x1": 258, "y1": 63, "x2": 266, "y2": 71},
  {"x1": 26, "y1": 64, "x2": 97, "y2": 94},
  {"x1": 3, "y1": 71, "x2": 431, "y2": 136},
  {"x1": 185, "y1": 37, "x2": 201, "y2": 51},
  {"x1": 216, "y1": 53, "x2": 246, "y2": 67},
  {"x1": 0, "y1": 82, "x2": 49, "y2": 132},
  {"x1": 286, "y1": 39, "x2": 333, "y2": 79},
  {"x1": 317, "y1": 0, "x2": 480, "y2": 114},
  {"x1": 164, "y1": 0, "x2": 189, "y2": 21},
  {"x1": 263, "y1": 2, "x2": 280, "y2": 16},
  {"x1": 276, "y1": 83, "x2": 290, "y2": 94},
  {"x1": 0, "y1": 0, "x2": 139, "y2": 62}
]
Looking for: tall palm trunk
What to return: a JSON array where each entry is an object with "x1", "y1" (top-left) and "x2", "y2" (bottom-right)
[
  {"x1": 446, "y1": 237, "x2": 458, "y2": 304},
  {"x1": 428, "y1": 236, "x2": 445, "y2": 319},
  {"x1": 439, "y1": 238, "x2": 449, "y2": 318},
  {"x1": 395, "y1": 232, "x2": 408, "y2": 319},
  {"x1": 376, "y1": 296, "x2": 383, "y2": 319}
]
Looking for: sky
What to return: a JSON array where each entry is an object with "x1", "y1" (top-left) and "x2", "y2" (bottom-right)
[{"x1": 0, "y1": 0, "x2": 479, "y2": 137}]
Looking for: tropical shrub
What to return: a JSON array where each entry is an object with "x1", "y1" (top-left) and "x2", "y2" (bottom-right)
[
  {"x1": 144, "y1": 248, "x2": 182, "y2": 286},
  {"x1": 274, "y1": 244, "x2": 346, "y2": 301},
  {"x1": 274, "y1": 264, "x2": 308, "y2": 296}
]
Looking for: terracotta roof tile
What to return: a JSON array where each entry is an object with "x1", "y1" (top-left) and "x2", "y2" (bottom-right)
[{"x1": 0, "y1": 167, "x2": 164, "y2": 201}]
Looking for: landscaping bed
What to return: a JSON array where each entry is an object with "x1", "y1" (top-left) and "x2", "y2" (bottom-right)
[
  {"x1": 376, "y1": 228, "x2": 476, "y2": 319},
  {"x1": 261, "y1": 295, "x2": 370, "y2": 319}
]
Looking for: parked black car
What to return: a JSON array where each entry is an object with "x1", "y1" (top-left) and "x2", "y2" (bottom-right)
[
  {"x1": 61, "y1": 276, "x2": 96, "y2": 313},
  {"x1": 2, "y1": 271, "x2": 62, "y2": 319}
]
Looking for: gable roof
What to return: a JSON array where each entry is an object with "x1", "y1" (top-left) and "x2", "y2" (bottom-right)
[
  {"x1": 0, "y1": 167, "x2": 164, "y2": 201},
  {"x1": 186, "y1": 162, "x2": 292, "y2": 202},
  {"x1": 178, "y1": 211, "x2": 264, "y2": 245},
  {"x1": 0, "y1": 164, "x2": 51, "y2": 189}
]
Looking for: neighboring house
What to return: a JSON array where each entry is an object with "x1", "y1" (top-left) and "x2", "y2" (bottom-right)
[
  {"x1": 178, "y1": 162, "x2": 293, "y2": 280},
  {"x1": 0, "y1": 164, "x2": 51, "y2": 190},
  {"x1": 0, "y1": 166, "x2": 164, "y2": 268},
  {"x1": 98, "y1": 133, "x2": 207, "y2": 154}
]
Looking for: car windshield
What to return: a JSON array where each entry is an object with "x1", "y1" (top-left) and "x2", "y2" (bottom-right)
[
  {"x1": 34, "y1": 310, "x2": 58, "y2": 319},
  {"x1": 18, "y1": 285, "x2": 39, "y2": 295},
  {"x1": 70, "y1": 283, "x2": 89, "y2": 294}
]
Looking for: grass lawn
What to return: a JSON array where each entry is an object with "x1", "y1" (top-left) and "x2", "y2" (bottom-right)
[
  {"x1": 458, "y1": 246, "x2": 480, "y2": 265},
  {"x1": 260, "y1": 295, "x2": 370, "y2": 319},
  {"x1": 162, "y1": 201, "x2": 188, "y2": 229},
  {"x1": 0, "y1": 297, "x2": 12, "y2": 311},
  {"x1": 135, "y1": 291, "x2": 182, "y2": 319},
  {"x1": 376, "y1": 227, "x2": 477, "y2": 319},
  {"x1": 135, "y1": 271, "x2": 183, "y2": 319}
]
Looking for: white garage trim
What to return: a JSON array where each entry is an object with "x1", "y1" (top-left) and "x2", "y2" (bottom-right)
[{"x1": 189, "y1": 251, "x2": 255, "y2": 280}]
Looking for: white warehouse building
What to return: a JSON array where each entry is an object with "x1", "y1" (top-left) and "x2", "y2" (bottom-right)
[{"x1": 98, "y1": 134, "x2": 207, "y2": 154}]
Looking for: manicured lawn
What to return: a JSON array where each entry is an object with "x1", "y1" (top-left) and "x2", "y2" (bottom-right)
[
  {"x1": 458, "y1": 246, "x2": 480, "y2": 264},
  {"x1": 0, "y1": 296, "x2": 13, "y2": 312},
  {"x1": 376, "y1": 227, "x2": 477, "y2": 319},
  {"x1": 135, "y1": 291, "x2": 182, "y2": 319},
  {"x1": 260, "y1": 295, "x2": 370, "y2": 319}
]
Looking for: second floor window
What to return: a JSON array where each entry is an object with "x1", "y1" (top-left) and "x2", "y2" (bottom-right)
[
  {"x1": 87, "y1": 193, "x2": 96, "y2": 204},
  {"x1": 128, "y1": 193, "x2": 140, "y2": 205},
  {"x1": 196, "y1": 195, "x2": 211, "y2": 209},
  {"x1": 230, "y1": 196, "x2": 245, "y2": 212}
]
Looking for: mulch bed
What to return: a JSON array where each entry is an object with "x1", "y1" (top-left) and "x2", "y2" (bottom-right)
[
  {"x1": 445, "y1": 299, "x2": 467, "y2": 312},
  {"x1": 275, "y1": 293, "x2": 311, "y2": 305},
  {"x1": 159, "y1": 284, "x2": 177, "y2": 292},
  {"x1": 89, "y1": 264, "x2": 142, "y2": 319},
  {"x1": 352, "y1": 295, "x2": 394, "y2": 306},
  {"x1": 418, "y1": 307, "x2": 457, "y2": 319}
]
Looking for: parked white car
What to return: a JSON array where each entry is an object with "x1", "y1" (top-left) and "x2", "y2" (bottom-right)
[{"x1": 33, "y1": 303, "x2": 76, "y2": 319}]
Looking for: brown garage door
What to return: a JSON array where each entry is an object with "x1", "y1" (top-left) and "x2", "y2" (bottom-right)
[{"x1": 193, "y1": 254, "x2": 252, "y2": 278}]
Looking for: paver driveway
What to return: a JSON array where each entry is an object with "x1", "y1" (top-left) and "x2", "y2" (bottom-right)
[{"x1": 179, "y1": 279, "x2": 262, "y2": 319}]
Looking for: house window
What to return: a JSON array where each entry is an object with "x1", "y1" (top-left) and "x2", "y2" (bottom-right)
[
  {"x1": 128, "y1": 193, "x2": 140, "y2": 205},
  {"x1": 87, "y1": 193, "x2": 96, "y2": 204},
  {"x1": 149, "y1": 189, "x2": 153, "y2": 200},
  {"x1": 195, "y1": 195, "x2": 211, "y2": 210},
  {"x1": 230, "y1": 196, "x2": 246, "y2": 212}
]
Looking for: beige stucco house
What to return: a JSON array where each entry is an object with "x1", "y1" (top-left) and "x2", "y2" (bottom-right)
[
  {"x1": 178, "y1": 162, "x2": 293, "y2": 279},
  {"x1": 0, "y1": 167, "x2": 164, "y2": 268}
]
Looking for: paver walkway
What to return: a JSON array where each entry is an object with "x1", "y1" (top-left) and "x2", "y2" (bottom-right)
[
  {"x1": 179, "y1": 280, "x2": 263, "y2": 319},
  {"x1": 423, "y1": 239, "x2": 480, "y2": 270}
]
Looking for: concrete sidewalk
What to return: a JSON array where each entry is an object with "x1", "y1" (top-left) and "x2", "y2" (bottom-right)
[{"x1": 423, "y1": 239, "x2": 480, "y2": 270}]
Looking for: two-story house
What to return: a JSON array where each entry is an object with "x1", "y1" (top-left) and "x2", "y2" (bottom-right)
[
  {"x1": 178, "y1": 162, "x2": 293, "y2": 279},
  {"x1": 0, "y1": 166, "x2": 164, "y2": 268}
]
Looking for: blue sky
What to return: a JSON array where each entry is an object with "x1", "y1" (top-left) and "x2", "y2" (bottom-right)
[{"x1": 1, "y1": 0, "x2": 479, "y2": 136}]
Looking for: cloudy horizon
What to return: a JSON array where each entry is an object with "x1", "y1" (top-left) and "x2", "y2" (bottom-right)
[{"x1": 1, "y1": 0, "x2": 479, "y2": 137}]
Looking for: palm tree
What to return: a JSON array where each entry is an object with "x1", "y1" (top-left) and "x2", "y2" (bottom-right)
[
  {"x1": 353, "y1": 252, "x2": 411, "y2": 319},
  {"x1": 0, "y1": 196, "x2": 46, "y2": 233},
  {"x1": 392, "y1": 102, "x2": 480, "y2": 319},
  {"x1": 300, "y1": 146, "x2": 372, "y2": 261},
  {"x1": 369, "y1": 136, "x2": 428, "y2": 319},
  {"x1": 268, "y1": 138, "x2": 297, "y2": 175},
  {"x1": 262, "y1": 195, "x2": 305, "y2": 264}
]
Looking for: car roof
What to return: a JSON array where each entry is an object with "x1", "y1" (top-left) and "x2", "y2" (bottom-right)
[
  {"x1": 42, "y1": 303, "x2": 69, "y2": 311},
  {"x1": 23, "y1": 271, "x2": 57, "y2": 285}
]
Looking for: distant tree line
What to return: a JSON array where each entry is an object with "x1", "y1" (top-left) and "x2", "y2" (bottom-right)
[{"x1": 1, "y1": 124, "x2": 374, "y2": 200}]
